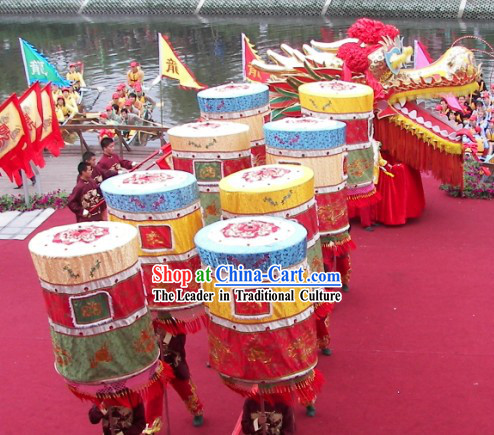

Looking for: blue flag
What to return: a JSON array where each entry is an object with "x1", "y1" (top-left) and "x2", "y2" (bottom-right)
[{"x1": 19, "y1": 38, "x2": 70, "y2": 87}]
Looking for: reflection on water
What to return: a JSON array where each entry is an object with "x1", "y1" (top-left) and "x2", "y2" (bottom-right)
[{"x1": 1, "y1": 15, "x2": 493, "y2": 125}]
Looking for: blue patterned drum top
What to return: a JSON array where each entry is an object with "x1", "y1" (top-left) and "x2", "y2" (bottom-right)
[
  {"x1": 195, "y1": 216, "x2": 307, "y2": 271},
  {"x1": 198, "y1": 83, "x2": 269, "y2": 114},
  {"x1": 101, "y1": 170, "x2": 199, "y2": 213},
  {"x1": 264, "y1": 117, "x2": 346, "y2": 150}
]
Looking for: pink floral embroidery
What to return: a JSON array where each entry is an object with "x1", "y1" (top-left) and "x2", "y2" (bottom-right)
[
  {"x1": 123, "y1": 173, "x2": 173, "y2": 185},
  {"x1": 285, "y1": 117, "x2": 319, "y2": 124},
  {"x1": 53, "y1": 226, "x2": 109, "y2": 245},
  {"x1": 130, "y1": 197, "x2": 146, "y2": 209},
  {"x1": 221, "y1": 220, "x2": 280, "y2": 239},
  {"x1": 217, "y1": 84, "x2": 251, "y2": 92},
  {"x1": 319, "y1": 81, "x2": 357, "y2": 91},
  {"x1": 242, "y1": 167, "x2": 291, "y2": 183},
  {"x1": 191, "y1": 122, "x2": 222, "y2": 130},
  {"x1": 152, "y1": 196, "x2": 166, "y2": 209}
]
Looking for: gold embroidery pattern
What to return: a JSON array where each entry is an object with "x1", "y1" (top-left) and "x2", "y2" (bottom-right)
[
  {"x1": 317, "y1": 203, "x2": 346, "y2": 226},
  {"x1": 246, "y1": 342, "x2": 272, "y2": 364},
  {"x1": 184, "y1": 380, "x2": 203, "y2": 415},
  {"x1": 199, "y1": 165, "x2": 218, "y2": 179},
  {"x1": 287, "y1": 332, "x2": 316, "y2": 364},
  {"x1": 144, "y1": 229, "x2": 169, "y2": 248},
  {"x1": 208, "y1": 334, "x2": 233, "y2": 367}
]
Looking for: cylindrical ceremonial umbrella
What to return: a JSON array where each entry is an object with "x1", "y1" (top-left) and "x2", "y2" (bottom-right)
[
  {"x1": 168, "y1": 121, "x2": 251, "y2": 225},
  {"x1": 198, "y1": 82, "x2": 270, "y2": 166},
  {"x1": 299, "y1": 80, "x2": 379, "y2": 215},
  {"x1": 100, "y1": 170, "x2": 205, "y2": 335},
  {"x1": 28, "y1": 222, "x2": 171, "y2": 417},
  {"x1": 195, "y1": 216, "x2": 323, "y2": 404}
]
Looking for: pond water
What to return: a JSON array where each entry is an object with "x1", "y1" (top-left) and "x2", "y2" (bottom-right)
[{"x1": 1, "y1": 15, "x2": 494, "y2": 125}]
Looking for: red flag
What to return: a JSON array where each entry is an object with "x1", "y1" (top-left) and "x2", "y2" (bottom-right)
[
  {"x1": 39, "y1": 83, "x2": 65, "y2": 156},
  {"x1": 242, "y1": 34, "x2": 273, "y2": 83},
  {"x1": 0, "y1": 94, "x2": 33, "y2": 180},
  {"x1": 156, "y1": 143, "x2": 173, "y2": 170},
  {"x1": 18, "y1": 82, "x2": 46, "y2": 168}
]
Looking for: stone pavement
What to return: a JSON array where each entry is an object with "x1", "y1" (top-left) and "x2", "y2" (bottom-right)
[
  {"x1": 0, "y1": 208, "x2": 55, "y2": 240},
  {"x1": 0, "y1": 146, "x2": 154, "y2": 196}
]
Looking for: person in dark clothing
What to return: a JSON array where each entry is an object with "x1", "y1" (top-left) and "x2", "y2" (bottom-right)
[
  {"x1": 241, "y1": 396, "x2": 295, "y2": 435},
  {"x1": 76, "y1": 151, "x2": 117, "y2": 185},
  {"x1": 88, "y1": 391, "x2": 146, "y2": 435},
  {"x1": 97, "y1": 137, "x2": 136, "y2": 173},
  {"x1": 67, "y1": 162, "x2": 105, "y2": 222},
  {"x1": 159, "y1": 329, "x2": 204, "y2": 427}
]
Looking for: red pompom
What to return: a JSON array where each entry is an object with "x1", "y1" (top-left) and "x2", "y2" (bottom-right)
[
  {"x1": 337, "y1": 42, "x2": 370, "y2": 73},
  {"x1": 348, "y1": 18, "x2": 399, "y2": 45}
]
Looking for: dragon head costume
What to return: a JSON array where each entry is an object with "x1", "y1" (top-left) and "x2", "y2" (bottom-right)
[{"x1": 252, "y1": 18, "x2": 481, "y2": 186}]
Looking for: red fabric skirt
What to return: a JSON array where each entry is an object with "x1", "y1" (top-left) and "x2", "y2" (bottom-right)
[{"x1": 373, "y1": 158, "x2": 425, "y2": 226}]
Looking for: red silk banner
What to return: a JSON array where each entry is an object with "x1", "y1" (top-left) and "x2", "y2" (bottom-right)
[
  {"x1": 0, "y1": 93, "x2": 33, "y2": 179},
  {"x1": 19, "y1": 82, "x2": 46, "y2": 168},
  {"x1": 43, "y1": 272, "x2": 146, "y2": 328},
  {"x1": 39, "y1": 83, "x2": 65, "y2": 156}
]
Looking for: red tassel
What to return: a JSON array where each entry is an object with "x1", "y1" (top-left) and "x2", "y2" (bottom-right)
[
  {"x1": 347, "y1": 189, "x2": 382, "y2": 212},
  {"x1": 321, "y1": 238, "x2": 356, "y2": 257},
  {"x1": 221, "y1": 369, "x2": 325, "y2": 406},
  {"x1": 153, "y1": 313, "x2": 207, "y2": 336},
  {"x1": 67, "y1": 360, "x2": 174, "y2": 403},
  {"x1": 374, "y1": 117, "x2": 463, "y2": 186}
]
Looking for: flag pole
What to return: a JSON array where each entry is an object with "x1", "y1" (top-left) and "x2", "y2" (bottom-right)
[
  {"x1": 158, "y1": 32, "x2": 164, "y2": 127},
  {"x1": 19, "y1": 38, "x2": 32, "y2": 206},
  {"x1": 19, "y1": 38, "x2": 32, "y2": 86},
  {"x1": 160, "y1": 79, "x2": 164, "y2": 127},
  {"x1": 241, "y1": 34, "x2": 247, "y2": 82}
]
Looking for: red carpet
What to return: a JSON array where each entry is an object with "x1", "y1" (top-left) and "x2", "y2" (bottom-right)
[{"x1": 0, "y1": 174, "x2": 492, "y2": 434}]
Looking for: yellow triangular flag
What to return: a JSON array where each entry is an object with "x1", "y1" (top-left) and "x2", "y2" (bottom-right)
[{"x1": 159, "y1": 34, "x2": 206, "y2": 90}]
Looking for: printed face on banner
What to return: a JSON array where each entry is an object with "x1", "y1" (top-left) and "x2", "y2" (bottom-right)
[{"x1": 0, "y1": 103, "x2": 24, "y2": 159}]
